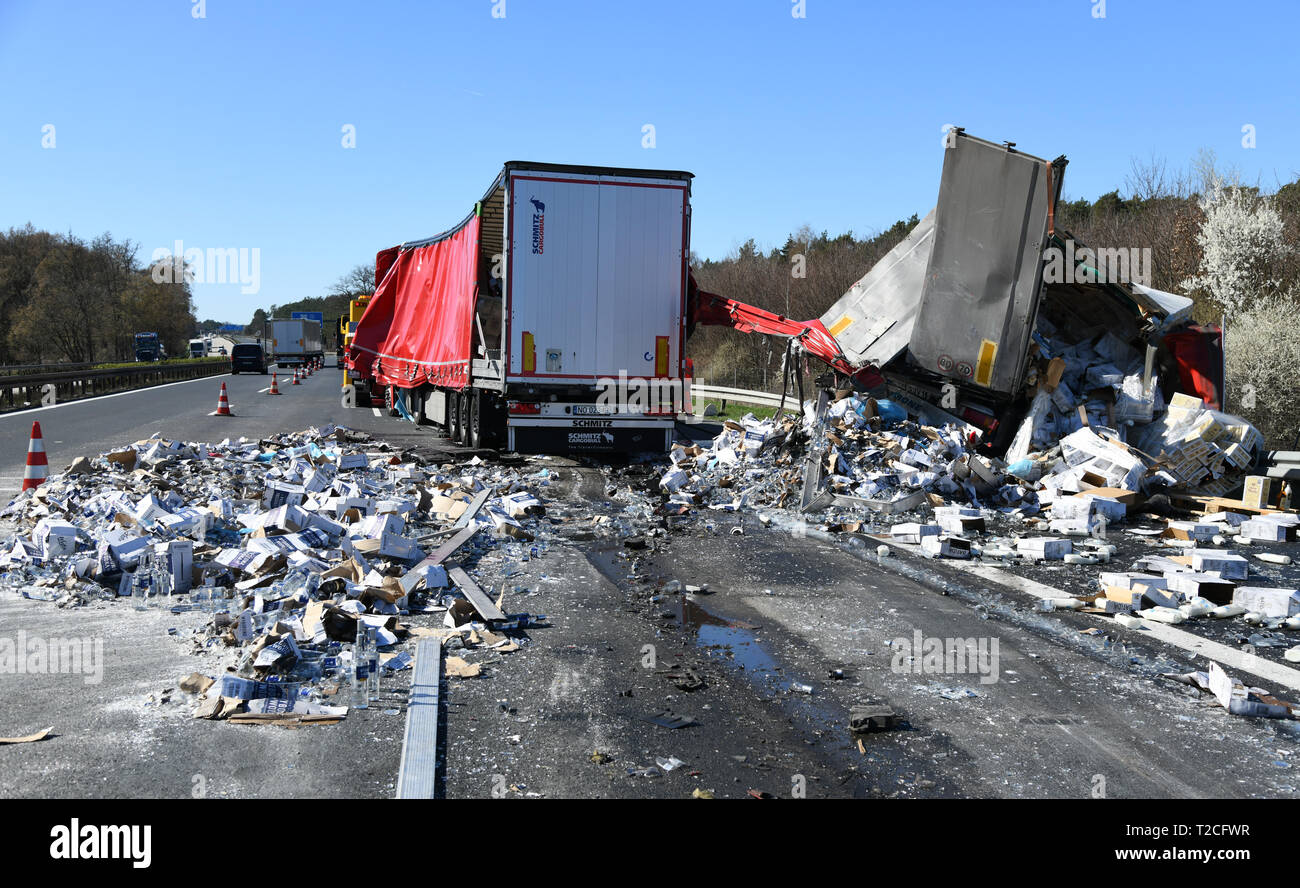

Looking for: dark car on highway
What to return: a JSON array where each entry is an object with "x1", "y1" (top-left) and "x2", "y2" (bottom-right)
[{"x1": 230, "y1": 343, "x2": 270, "y2": 374}]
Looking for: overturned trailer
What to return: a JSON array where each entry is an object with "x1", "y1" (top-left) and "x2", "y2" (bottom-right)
[{"x1": 694, "y1": 130, "x2": 1223, "y2": 459}]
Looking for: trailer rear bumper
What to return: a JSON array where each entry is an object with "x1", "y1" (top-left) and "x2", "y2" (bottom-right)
[{"x1": 506, "y1": 417, "x2": 674, "y2": 453}]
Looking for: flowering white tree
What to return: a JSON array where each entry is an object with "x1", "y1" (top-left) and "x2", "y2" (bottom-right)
[
  {"x1": 1224, "y1": 291, "x2": 1300, "y2": 446},
  {"x1": 1182, "y1": 176, "x2": 1289, "y2": 317}
]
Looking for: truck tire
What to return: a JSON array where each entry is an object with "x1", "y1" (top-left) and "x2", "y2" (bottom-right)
[
  {"x1": 415, "y1": 388, "x2": 428, "y2": 425},
  {"x1": 447, "y1": 390, "x2": 461, "y2": 443},
  {"x1": 481, "y1": 392, "x2": 503, "y2": 450},
  {"x1": 386, "y1": 385, "x2": 400, "y2": 418},
  {"x1": 468, "y1": 391, "x2": 481, "y2": 449},
  {"x1": 458, "y1": 390, "x2": 472, "y2": 446}
]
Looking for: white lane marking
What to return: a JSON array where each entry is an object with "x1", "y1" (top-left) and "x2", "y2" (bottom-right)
[
  {"x1": 0, "y1": 373, "x2": 232, "y2": 418},
  {"x1": 881, "y1": 536, "x2": 1300, "y2": 693},
  {"x1": 258, "y1": 387, "x2": 270, "y2": 393},
  {"x1": 372, "y1": 408, "x2": 382, "y2": 417}
]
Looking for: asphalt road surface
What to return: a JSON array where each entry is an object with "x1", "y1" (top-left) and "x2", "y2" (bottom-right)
[{"x1": 1, "y1": 372, "x2": 1298, "y2": 798}]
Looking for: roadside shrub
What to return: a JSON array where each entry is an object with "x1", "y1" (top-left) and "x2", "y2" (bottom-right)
[{"x1": 1224, "y1": 290, "x2": 1300, "y2": 448}]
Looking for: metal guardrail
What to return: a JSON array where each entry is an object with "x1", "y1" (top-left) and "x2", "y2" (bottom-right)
[
  {"x1": 689, "y1": 383, "x2": 791, "y2": 413},
  {"x1": 0, "y1": 361, "x2": 98, "y2": 377},
  {"x1": 0, "y1": 360, "x2": 229, "y2": 413}
]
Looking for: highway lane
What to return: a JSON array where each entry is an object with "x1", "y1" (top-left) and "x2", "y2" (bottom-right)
[{"x1": 0, "y1": 366, "x2": 421, "y2": 498}]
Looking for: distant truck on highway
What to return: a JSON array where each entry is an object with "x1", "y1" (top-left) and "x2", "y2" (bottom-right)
[
  {"x1": 134, "y1": 332, "x2": 164, "y2": 362},
  {"x1": 188, "y1": 338, "x2": 206, "y2": 358},
  {"x1": 268, "y1": 318, "x2": 324, "y2": 368}
]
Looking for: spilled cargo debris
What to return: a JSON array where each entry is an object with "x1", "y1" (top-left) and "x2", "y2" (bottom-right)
[{"x1": 0, "y1": 424, "x2": 552, "y2": 724}]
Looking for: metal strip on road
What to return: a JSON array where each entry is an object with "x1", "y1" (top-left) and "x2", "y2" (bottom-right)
[
  {"x1": 452, "y1": 489, "x2": 492, "y2": 530},
  {"x1": 395, "y1": 638, "x2": 442, "y2": 799},
  {"x1": 426, "y1": 524, "x2": 482, "y2": 566},
  {"x1": 880, "y1": 535, "x2": 1300, "y2": 693},
  {"x1": 447, "y1": 565, "x2": 507, "y2": 621},
  {"x1": 400, "y1": 523, "x2": 484, "y2": 596}
]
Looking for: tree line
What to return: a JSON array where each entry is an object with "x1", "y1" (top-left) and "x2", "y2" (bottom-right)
[{"x1": 0, "y1": 225, "x2": 197, "y2": 364}]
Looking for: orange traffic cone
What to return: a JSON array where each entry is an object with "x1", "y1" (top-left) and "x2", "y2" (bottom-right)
[
  {"x1": 292, "y1": 368, "x2": 301, "y2": 385},
  {"x1": 305, "y1": 362, "x2": 313, "y2": 377},
  {"x1": 212, "y1": 382, "x2": 233, "y2": 416},
  {"x1": 22, "y1": 421, "x2": 47, "y2": 491},
  {"x1": 268, "y1": 372, "x2": 281, "y2": 395}
]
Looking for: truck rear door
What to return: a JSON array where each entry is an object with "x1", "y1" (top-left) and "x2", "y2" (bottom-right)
[
  {"x1": 505, "y1": 167, "x2": 689, "y2": 385},
  {"x1": 907, "y1": 131, "x2": 1065, "y2": 394}
]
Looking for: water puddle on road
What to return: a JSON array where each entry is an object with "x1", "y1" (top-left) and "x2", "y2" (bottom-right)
[
  {"x1": 581, "y1": 538, "x2": 866, "y2": 771},
  {"x1": 583, "y1": 540, "x2": 813, "y2": 696},
  {"x1": 676, "y1": 596, "x2": 789, "y2": 689}
]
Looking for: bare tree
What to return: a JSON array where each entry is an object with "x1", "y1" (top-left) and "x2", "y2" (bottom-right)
[{"x1": 330, "y1": 263, "x2": 377, "y2": 297}]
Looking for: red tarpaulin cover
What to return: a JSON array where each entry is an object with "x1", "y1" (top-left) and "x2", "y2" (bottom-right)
[{"x1": 349, "y1": 217, "x2": 480, "y2": 390}]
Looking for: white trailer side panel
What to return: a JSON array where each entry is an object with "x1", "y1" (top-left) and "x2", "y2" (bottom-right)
[{"x1": 506, "y1": 170, "x2": 686, "y2": 384}]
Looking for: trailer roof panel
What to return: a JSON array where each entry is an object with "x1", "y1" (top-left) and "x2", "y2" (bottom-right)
[{"x1": 503, "y1": 161, "x2": 693, "y2": 180}]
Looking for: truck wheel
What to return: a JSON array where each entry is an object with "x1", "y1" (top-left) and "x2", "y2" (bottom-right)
[
  {"x1": 468, "y1": 392, "x2": 481, "y2": 449},
  {"x1": 447, "y1": 391, "x2": 461, "y2": 442},
  {"x1": 458, "y1": 391, "x2": 471, "y2": 446},
  {"x1": 415, "y1": 389, "x2": 428, "y2": 425},
  {"x1": 481, "y1": 392, "x2": 503, "y2": 450}
]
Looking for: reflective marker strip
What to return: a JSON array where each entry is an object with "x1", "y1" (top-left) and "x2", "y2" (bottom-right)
[
  {"x1": 655, "y1": 336, "x2": 669, "y2": 377},
  {"x1": 522, "y1": 331, "x2": 535, "y2": 373},
  {"x1": 828, "y1": 315, "x2": 853, "y2": 337},
  {"x1": 975, "y1": 339, "x2": 997, "y2": 387},
  {"x1": 396, "y1": 639, "x2": 442, "y2": 799}
]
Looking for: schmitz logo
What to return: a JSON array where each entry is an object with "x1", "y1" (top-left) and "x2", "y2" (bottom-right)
[
  {"x1": 529, "y1": 197, "x2": 545, "y2": 254},
  {"x1": 49, "y1": 819, "x2": 151, "y2": 868},
  {"x1": 568, "y1": 431, "x2": 614, "y2": 446}
]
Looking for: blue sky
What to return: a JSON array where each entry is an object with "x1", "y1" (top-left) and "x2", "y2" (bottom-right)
[{"x1": 2, "y1": 0, "x2": 1296, "y2": 323}]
